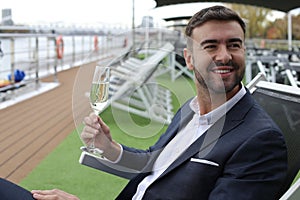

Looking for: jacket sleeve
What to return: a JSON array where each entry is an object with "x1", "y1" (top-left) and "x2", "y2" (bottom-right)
[{"x1": 118, "y1": 99, "x2": 193, "y2": 171}]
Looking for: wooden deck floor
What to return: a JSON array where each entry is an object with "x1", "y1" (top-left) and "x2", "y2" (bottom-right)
[{"x1": 0, "y1": 63, "x2": 95, "y2": 184}]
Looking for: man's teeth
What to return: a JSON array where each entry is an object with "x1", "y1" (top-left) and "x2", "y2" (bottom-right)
[{"x1": 214, "y1": 69, "x2": 231, "y2": 74}]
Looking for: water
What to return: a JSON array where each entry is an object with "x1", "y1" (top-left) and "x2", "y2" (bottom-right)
[{"x1": 0, "y1": 35, "x2": 106, "y2": 79}]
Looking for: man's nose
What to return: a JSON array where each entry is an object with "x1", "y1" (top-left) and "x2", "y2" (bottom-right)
[{"x1": 215, "y1": 45, "x2": 232, "y2": 64}]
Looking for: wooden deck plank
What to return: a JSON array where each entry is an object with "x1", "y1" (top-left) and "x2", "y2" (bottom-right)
[{"x1": 0, "y1": 65, "x2": 84, "y2": 184}]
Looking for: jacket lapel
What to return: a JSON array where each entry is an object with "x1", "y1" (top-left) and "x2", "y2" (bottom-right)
[
  {"x1": 153, "y1": 99, "x2": 195, "y2": 149},
  {"x1": 158, "y1": 91, "x2": 255, "y2": 178}
]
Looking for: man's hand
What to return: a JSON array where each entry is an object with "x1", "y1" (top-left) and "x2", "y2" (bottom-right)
[
  {"x1": 31, "y1": 189, "x2": 79, "y2": 200},
  {"x1": 81, "y1": 113, "x2": 112, "y2": 149},
  {"x1": 81, "y1": 113, "x2": 121, "y2": 161}
]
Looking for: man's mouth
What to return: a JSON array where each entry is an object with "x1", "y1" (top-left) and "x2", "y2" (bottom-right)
[
  {"x1": 213, "y1": 69, "x2": 232, "y2": 74},
  {"x1": 211, "y1": 67, "x2": 234, "y2": 74}
]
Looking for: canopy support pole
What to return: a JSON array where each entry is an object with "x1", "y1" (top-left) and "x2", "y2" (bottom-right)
[{"x1": 288, "y1": 11, "x2": 292, "y2": 50}]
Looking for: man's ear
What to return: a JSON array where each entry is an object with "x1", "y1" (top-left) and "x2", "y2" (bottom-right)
[{"x1": 183, "y1": 48, "x2": 194, "y2": 70}]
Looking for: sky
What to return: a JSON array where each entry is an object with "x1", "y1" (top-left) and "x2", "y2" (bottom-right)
[
  {"x1": 0, "y1": 0, "x2": 297, "y2": 27},
  {"x1": 0, "y1": 0, "x2": 155, "y2": 26}
]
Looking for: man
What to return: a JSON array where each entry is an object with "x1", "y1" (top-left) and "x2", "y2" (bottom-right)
[{"x1": 32, "y1": 5, "x2": 287, "y2": 199}]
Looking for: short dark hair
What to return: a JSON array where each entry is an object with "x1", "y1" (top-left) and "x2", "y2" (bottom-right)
[{"x1": 185, "y1": 5, "x2": 246, "y2": 37}]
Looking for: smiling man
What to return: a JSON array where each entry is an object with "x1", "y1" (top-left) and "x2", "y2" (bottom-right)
[
  {"x1": 32, "y1": 5, "x2": 288, "y2": 200},
  {"x1": 183, "y1": 8, "x2": 247, "y2": 114}
]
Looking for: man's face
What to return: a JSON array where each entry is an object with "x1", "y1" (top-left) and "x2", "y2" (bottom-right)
[{"x1": 184, "y1": 20, "x2": 246, "y2": 95}]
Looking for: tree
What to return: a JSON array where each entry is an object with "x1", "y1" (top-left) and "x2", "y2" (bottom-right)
[
  {"x1": 266, "y1": 27, "x2": 281, "y2": 39},
  {"x1": 229, "y1": 3, "x2": 273, "y2": 38},
  {"x1": 292, "y1": 14, "x2": 300, "y2": 40},
  {"x1": 265, "y1": 13, "x2": 300, "y2": 40},
  {"x1": 266, "y1": 18, "x2": 287, "y2": 39}
]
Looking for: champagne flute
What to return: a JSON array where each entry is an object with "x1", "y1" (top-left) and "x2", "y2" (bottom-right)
[{"x1": 85, "y1": 66, "x2": 110, "y2": 157}]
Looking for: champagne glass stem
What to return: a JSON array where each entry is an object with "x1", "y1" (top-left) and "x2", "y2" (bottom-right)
[
  {"x1": 89, "y1": 110, "x2": 99, "y2": 150},
  {"x1": 86, "y1": 111, "x2": 104, "y2": 156}
]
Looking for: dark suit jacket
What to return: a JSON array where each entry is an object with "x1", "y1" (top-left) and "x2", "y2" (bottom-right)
[
  {"x1": 0, "y1": 178, "x2": 35, "y2": 200},
  {"x1": 116, "y1": 91, "x2": 288, "y2": 200}
]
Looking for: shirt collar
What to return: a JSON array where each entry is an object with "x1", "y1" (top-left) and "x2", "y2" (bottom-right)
[{"x1": 189, "y1": 84, "x2": 246, "y2": 125}]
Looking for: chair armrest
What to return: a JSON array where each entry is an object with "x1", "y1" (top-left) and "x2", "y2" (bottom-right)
[{"x1": 79, "y1": 151, "x2": 140, "y2": 179}]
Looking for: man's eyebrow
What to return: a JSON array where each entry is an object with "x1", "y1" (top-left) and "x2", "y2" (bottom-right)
[
  {"x1": 200, "y1": 38, "x2": 243, "y2": 46},
  {"x1": 227, "y1": 38, "x2": 243, "y2": 43},
  {"x1": 200, "y1": 39, "x2": 218, "y2": 46}
]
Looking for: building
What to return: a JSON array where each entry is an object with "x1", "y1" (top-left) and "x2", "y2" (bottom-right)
[{"x1": 1, "y1": 9, "x2": 14, "y2": 25}]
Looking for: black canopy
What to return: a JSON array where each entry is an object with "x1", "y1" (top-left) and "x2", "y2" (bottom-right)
[{"x1": 154, "y1": 0, "x2": 300, "y2": 13}]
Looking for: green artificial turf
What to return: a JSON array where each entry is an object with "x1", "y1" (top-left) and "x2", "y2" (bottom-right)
[
  {"x1": 293, "y1": 171, "x2": 300, "y2": 184},
  {"x1": 20, "y1": 128, "x2": 127, "y2": 199}
]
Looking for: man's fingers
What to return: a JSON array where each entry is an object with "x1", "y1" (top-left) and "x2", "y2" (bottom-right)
[
  {"x1": 81, "y1": 126, "x2": 99, "y2": 139},
  {"x1": 98, "y1": 117, "x2": 109, "y2": 133},
  {"x1": 89, "y1": 112, "x2": 99, "y2": 122},
  {"x1": 31, "y1": 189, "x2": 79, "y2": 200},
  {"x1": 83, "y1": 116, "x2": 100, "y2": 129},
  {"x1": 32, "y1": 189, "x2": 60, "y2": 195}
]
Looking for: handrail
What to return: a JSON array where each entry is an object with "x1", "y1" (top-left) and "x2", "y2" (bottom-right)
[{"x1": 0, "y1": 33, "x2": 128, "y2": 100}]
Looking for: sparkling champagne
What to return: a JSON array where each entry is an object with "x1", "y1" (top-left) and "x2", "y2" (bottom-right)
[{"x1": 90, "y1": 82, "x2": 109, "y2": 114}]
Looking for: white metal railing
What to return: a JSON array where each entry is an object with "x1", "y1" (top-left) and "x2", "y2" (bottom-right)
[{"x1": 0, "y1": 32, "x2": 128, "y2": 103}]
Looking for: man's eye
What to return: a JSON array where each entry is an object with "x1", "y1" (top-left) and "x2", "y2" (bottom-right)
[
  {"x1": 228, "y1": 43, "x2": 241, "y2": 49},
  {"x1": 203, "y1": 45, "x2": 216, "y2": 50}
]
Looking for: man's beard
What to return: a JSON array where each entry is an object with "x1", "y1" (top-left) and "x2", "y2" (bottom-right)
[{"x1": 194, "y1": 60, "x2": 245, "y2": 94}]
